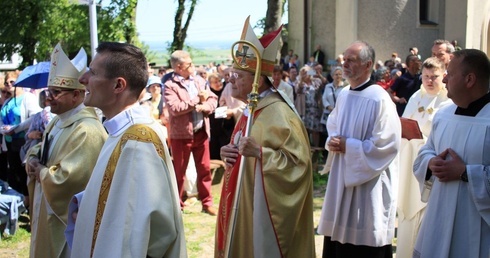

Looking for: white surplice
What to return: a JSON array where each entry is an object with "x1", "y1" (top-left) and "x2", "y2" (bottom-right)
[
  {"x1": 402, "y1": 88, "x2": 451, "y2": 138},
  {"x1": 413, "y1": 104, "x2": 490, "y2": 258},
  {"x1": 317, "y1": 84, "x2": 401, "y2": 247},
  {"x1": 71, "y1": 104, "x2": 186, "y2": 258}
]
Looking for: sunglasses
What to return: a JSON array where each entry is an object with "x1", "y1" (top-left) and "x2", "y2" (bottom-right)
[{"x1": 4, "y1": 80, "x2": 15, "y2": 87}]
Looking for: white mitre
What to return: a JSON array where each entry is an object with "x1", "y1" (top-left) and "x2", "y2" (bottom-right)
[{"x1": 48, "y1": 43, "x2": 87, "y2": 90}]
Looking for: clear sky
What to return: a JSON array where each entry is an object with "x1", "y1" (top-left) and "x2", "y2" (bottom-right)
[{"x1": 135, "y1": 0, "x2": 287, "y2": 44}]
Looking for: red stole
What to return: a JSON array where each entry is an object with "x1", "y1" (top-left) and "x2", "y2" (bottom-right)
[{"x1": 216, "y1": 109, "x2": 263, "y2": 256}]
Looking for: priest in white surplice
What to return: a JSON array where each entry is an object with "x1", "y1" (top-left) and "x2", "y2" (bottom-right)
[
  {"x1": 69, "y1": 42, "x2": 186, "y2": 258},
  {"x1": 412, "y1": 49, "x2": 490, "y2": 258},
  {"x1": 317, "y1": 41, "x2": 401, "y2": 258}
]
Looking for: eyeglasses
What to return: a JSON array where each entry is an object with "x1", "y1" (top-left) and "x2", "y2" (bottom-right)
[
  {"x1": 46, "y1": 89, "x2": 76, "y2": 99},
  {"x1": 229, "y1": 72, "x2": 244, "y2": 80},
  {"x1": 4, "y1": 80, "x2": 15, "y2": 87},
  {"x1": 180, "y1": 62, "x2": 193, "y2": 70}
]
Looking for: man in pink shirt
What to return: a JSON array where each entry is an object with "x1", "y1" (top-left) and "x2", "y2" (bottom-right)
[{"x1": 164, "y1": 50, "x2": 218, "y2": 215}]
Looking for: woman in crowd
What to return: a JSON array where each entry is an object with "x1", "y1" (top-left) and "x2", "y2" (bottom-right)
[
  {"x1": 0, "y1": 83, "x2": 12, "y2": 182},
  {"x1": 0, "y1": 72, "x2": 41, "y2": 195},
  {"x1": 146, "y1": 75, "x2": 164, "y2": 124},
  {"x1": 208, "y1": 73, "x2": 234, "y2": 160},
  {"x1": 20, "y1": 90, "x2": 54, "y2": 164},
  {"x1": 375, "y1": 66, "x2": 393, "y2": 90},
  {"x1": 321, "y1": 66, "x2": 347, "y2": 128},
  {"x1": 297, "y1": 66, "x2": 322, "y2": 147}
]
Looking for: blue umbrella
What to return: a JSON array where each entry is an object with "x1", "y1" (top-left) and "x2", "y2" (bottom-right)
[{"x1": 14, "y1": 61, "x2": 51, "y2": 89}]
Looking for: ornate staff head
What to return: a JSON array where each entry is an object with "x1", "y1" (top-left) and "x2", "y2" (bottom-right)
[
  {"x1": 231, "y1": 16, "x2": 282, "y2": 77},
  {"x1": 231, "y1": 16, "x2": 283, "y2": 106}
]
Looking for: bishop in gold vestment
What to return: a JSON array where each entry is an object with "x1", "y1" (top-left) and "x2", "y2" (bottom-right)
[
  {"x1": 216, "y1": 16, "x2": 314, "y2": 258},
  {"x1": 216, "y1": 92, "x2": 315, "y2": 258},
  {"x1": 26, "y1": 43, "x2": 107, "y2": 258}
]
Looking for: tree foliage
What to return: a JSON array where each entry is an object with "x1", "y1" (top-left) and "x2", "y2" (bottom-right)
[
  {"x1": 169, "y1": 0, "x2": 198, "y2": 53},
  {"x1": 0, "y1": 0, "x2": 142, "y2": 68}
]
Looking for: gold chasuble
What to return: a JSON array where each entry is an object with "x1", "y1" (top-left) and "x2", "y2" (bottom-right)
[
  {"x1": 91, "y1": 124, "x2": 167, "y2": 256},
  {"x1": 27, "y1": 107, "x2": 107, "y2": 258},
  {"x1": 216, "y1": 93, "x2": 315, "y2": 258}
]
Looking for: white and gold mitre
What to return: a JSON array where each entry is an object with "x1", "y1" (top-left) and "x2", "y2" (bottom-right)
[
  {"x1": 233, "y1": 16, "x2": 282, "y2": 77},
  {"x1": 48, "y1": 43, "x2": 87, "y2": 89}
]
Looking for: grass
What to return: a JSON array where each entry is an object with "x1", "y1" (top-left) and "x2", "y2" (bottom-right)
[
  {"x1": 0, "y1": 218, "x2": 30, "y2": 258},
  {"x1": 0, "y1": 167, "x2": 328, "y2": 258}
]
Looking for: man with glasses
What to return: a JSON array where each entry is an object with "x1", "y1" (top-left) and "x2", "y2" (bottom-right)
[
  {"x1": 164, "y1": 50, "x2": 218, "y2": 215},
  {"x1": 317, "y1": 41, "x2": 400, "y2": 258},
  {"x1": 25, "y1": 43, "x2": 107, "y2": 258},
  {"x1": 216, "y1": 17, "x2": 314, "y2": 257}
]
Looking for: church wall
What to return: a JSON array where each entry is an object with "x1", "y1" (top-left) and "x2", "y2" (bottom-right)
[
  {"x1": 465, "y1": 0, "x2": 489, "y2": 50},
  {"x1": 335, "y1": 0, "x2": 358, "y2": 63},
  {"x1": 357, "y1": 0, "x2": 439, "y2": 62},
  {"x1": 289, "y1": 0, "x2": 490, "y2": 66},
  {"x1": 288, "y1": 0, "x2": 306, "y2": 64},
  {"x1": 310, "y1": 0, "x2": 336, "y2": 64},
  {"x1": 444, "y1": 0, "x2": 468, "y2": 48},
  {"x1": 481, "y1": 1, "x2": 490, "y2": 54}
]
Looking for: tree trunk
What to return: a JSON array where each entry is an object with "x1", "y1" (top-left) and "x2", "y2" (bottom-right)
[
  {"x1": 170, "y1": 0, "x2": 197, "y2": 53},
  {"x1": 264, "y1": 0, "x2": 285, "y2": 64},
  {"x1": 264, "y1": 0, "x2": 283, "y2": 34}
]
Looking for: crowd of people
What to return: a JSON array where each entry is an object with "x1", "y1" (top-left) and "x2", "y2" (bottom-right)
[{"x1": 0, "y1": 17, "x2": 488, "y2": 257}]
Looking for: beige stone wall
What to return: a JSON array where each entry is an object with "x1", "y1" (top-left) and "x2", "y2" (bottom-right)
[
  {"x1": 288, "y1": 0, "x2": 490, "y2": 65},
  {"x1": 356, "y1": 0, "x2": 441, "y2": 62},
  {"x1": 310, "y1": 0, "x2": 336, "y2": 64},
  {"x1": 288, "y1": 0, "x2": 306, "y2": 65}
]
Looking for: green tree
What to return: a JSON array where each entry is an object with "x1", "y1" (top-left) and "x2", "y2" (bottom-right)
[
  {"x1": 0, "y1": 0, "x2": 141, "y2": 68},
  {"x1": 99, "y1": 0, "x2": 139, "y2": 44},
  {"x1": 169, "y1": 0, "x2": 198, "y2": 53},
  {"x1": 0, "y1": 0, "x2": 55, "y2": 67}
]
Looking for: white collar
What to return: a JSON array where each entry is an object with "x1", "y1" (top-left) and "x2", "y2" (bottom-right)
[{"x1": 103, "y1": 103, "x2": 149, "y2": 136}]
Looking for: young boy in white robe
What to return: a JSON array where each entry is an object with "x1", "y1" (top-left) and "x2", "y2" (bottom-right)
[{"x1": 396, "y1": 57, "x2": 452, "y2": 258}]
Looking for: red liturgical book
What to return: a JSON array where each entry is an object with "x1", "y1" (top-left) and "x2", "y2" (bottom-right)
[{"x1": 400, "y1": 118, "x2": 423, "y2": 140}]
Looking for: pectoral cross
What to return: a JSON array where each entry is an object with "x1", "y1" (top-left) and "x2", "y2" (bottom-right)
[{"x1": 235, "y1": 46, "x2": 253, "y2": 66}]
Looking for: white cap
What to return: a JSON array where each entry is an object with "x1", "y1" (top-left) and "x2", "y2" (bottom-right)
[{"x1": 146, "y1": 75, "x2": 163, "y2": 88}]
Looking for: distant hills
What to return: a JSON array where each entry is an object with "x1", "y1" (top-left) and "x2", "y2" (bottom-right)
[
  {"x1": 144, "y1": 39, "x2": 234, "y2": 66},
  {"x1": 144, "y1": 39, "x2": 235, "y2": 52}
]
